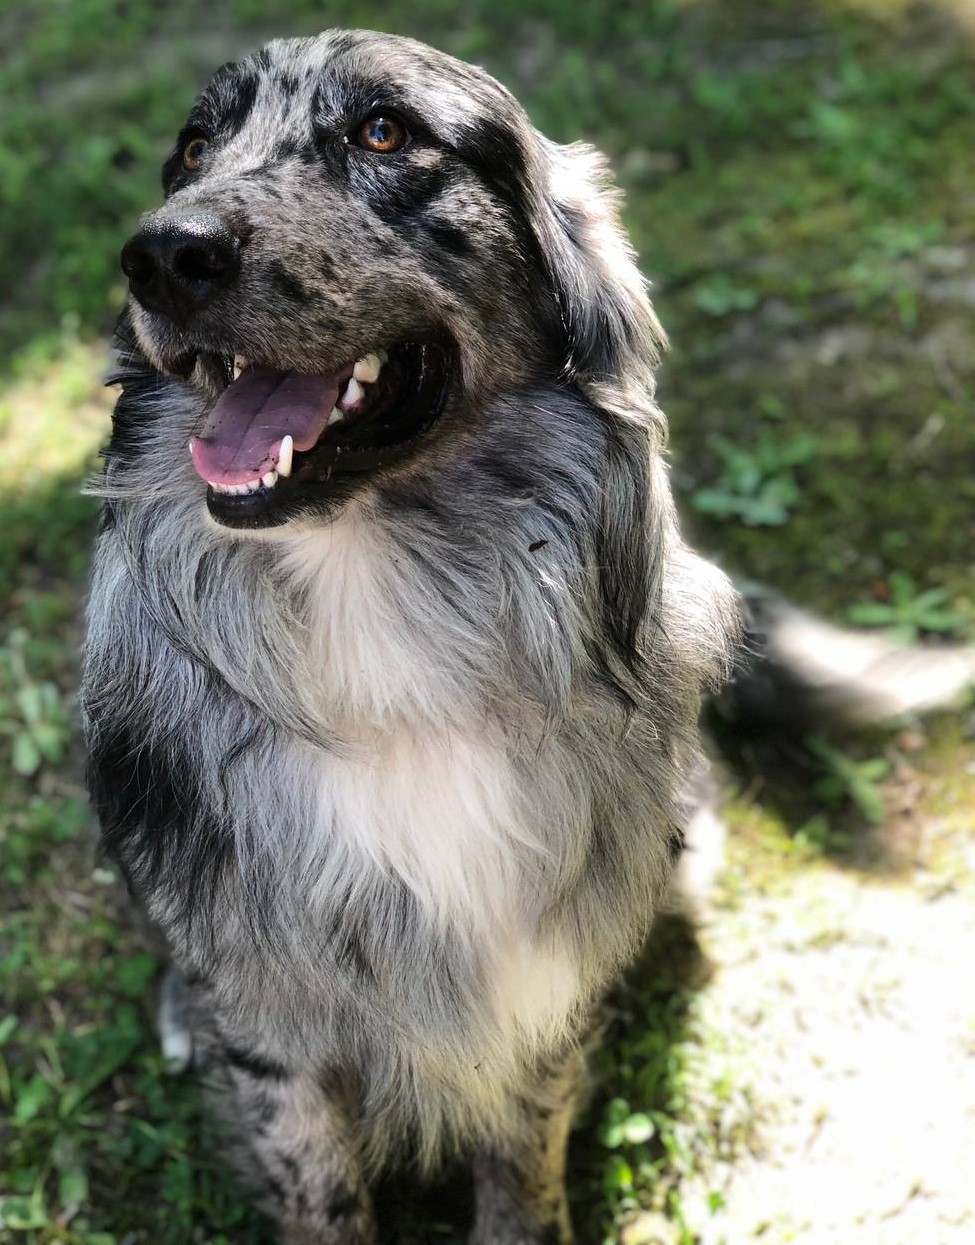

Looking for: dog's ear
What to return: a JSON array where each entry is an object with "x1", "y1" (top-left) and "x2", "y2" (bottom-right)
[
  {"x1": 526, "y1": 138, "x2": 670, "y2": 690},
  {"x1": 529, "y1": 137, "x2": 666, "y2": 409}
]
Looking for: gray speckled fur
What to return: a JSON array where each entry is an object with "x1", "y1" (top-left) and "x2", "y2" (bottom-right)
[{"x1": 82, "y1": 30, "x2": 740, "y2": 1242}]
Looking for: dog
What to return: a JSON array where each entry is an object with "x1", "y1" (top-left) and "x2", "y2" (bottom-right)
[{"x1": 80, "y1": 28, "x2": 973, "y2": 1244}]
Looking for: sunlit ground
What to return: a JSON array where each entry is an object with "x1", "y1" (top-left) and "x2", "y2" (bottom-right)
[{"x1": 1, "y1": 1, "x2": 973, "y2": 1241}]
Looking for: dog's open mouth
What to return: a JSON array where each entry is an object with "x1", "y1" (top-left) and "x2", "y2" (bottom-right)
[{"x1": 188, "y1": 340, "x2": 451, "y2": 526}]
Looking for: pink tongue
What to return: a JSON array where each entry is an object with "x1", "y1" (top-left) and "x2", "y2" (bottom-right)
[{"x1": 189, "y1": 367, "x2": 342, "y2": 485}]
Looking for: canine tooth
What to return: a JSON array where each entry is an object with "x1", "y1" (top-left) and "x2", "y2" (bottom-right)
[
  {"x1": 327, "y1": 406, "x2": 344, "y2": 426},
  {"x1": 233, "y1": 354, "x2": 249, "y2": 380},
  {"x1": 262, "y1": 470, "x2": 277, "y2": 488},
  {"x1": 353, "y1": 353, "x2": 382, "y2": 384},
  {"x1": 277, "y1": 435, "x2": 293, "y2": 478},
  {"x1": 340, "y1": 377, "x2": 364, "y2": 409}
]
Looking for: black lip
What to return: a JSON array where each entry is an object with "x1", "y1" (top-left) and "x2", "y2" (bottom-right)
[{"x1": 203, "y1": 340, "x2": 453, "y2": 529}]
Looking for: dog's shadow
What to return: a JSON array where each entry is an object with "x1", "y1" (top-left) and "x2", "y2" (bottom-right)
[{"x1": 709, "y1": 705, "x2": 928, "y2": 872}]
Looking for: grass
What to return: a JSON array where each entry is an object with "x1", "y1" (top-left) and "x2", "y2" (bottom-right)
[{"x1": 1, "y1": 0, "x2": 974, "y2": 1241}]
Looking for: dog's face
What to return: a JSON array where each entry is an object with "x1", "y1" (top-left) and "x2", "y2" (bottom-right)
[
  {"x1": 122, "y1": 30, "x2": 568, "y2": 528},
  {"x1": 121, "y1": 30, "x2": 662, "y2": 530}
]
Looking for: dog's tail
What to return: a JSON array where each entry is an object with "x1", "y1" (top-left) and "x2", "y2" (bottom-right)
[
  {"x1": 667, "y1": 584, "x2": 973, "y2": 923},
  {"x1": 720, "y1": 582, "x2": 975, "y2": 731}
]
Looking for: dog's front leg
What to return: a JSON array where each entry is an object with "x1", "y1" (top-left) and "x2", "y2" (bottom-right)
[
  {"x1": 469, "y1": 1046, "x2": 585, "y2": 1245},
  {"x1": 215, "y1": 1056, "x2": 377, "y2": 1245}
]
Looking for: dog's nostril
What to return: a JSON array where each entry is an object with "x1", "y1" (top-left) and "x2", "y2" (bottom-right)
[
  {"x1": 120, "y1": 239, "x2": 157, "y2": 286},
  {"x1": 173, "y1": 240, "x2": 235, "y2": 284}
]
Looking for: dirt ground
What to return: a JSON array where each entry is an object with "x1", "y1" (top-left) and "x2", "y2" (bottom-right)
[{"x1": 617, "y1": 726, "x2": 975, "y2": 1245}]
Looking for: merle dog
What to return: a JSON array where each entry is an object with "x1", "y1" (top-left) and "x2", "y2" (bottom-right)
[{"x1": 84, "y1": 26, "x2": 969, "y2": 1243}]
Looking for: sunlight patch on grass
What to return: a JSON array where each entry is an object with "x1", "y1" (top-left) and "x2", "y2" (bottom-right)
[{"x1": 0, "y1": 335, "x2": 110, "y2": 491}]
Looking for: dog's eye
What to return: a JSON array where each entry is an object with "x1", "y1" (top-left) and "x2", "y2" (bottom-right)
[
  {"x1": 182, "y1": 137, "x2": 209, "y2": 172},
  {"x1": 355, "y1": 115, "x2": 409, "y2": 154}
]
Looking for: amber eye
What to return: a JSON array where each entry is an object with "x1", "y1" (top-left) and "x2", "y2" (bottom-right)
[
  {"x1": 182, "y1": 136, "x2": 209, "y2": 172},
  {"x1": 356, "y1": 114, "x2": 409, "y2": 154}
]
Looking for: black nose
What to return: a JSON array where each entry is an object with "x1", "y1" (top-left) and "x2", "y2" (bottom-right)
[{"x1": 120, "y1": 212, "x2": 240, "y2": 319}]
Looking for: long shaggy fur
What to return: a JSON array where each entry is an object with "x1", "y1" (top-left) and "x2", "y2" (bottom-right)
[{"x1": 82, "y1": 29, "x2": 740, "y2": 1237}]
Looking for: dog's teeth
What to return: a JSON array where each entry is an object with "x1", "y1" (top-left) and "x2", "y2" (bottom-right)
[
  {"x1": 353, "y1": 353, "x2": 382, "y2": 384},
  {"x1": 233, "y1": 354, "x2": 250, "y2": 381},
  {"x1": 277, "y1": 435, "x2": 294, "y2": 478},
  {"x1": 340, "y1": 377, "x2": 364, "y2": 410},
  {"x1": 327, "y1": 406, "x2": 344, "y2": 426},
  {"x1": 208, "y1": 479, "x2": 273, "y2": 497}
]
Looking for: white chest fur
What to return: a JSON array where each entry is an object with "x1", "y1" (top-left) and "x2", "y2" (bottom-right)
[
  {"x1": 310, "y1": 724, "x2": 581, "y2": 1045},
  {"x1": 276, "y1": 507, "x2": 584, "y2": 1047}
]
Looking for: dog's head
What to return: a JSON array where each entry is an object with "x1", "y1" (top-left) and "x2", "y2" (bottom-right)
[{"x1": 120, "y1": 30, "x2": 665, "y2": 529}]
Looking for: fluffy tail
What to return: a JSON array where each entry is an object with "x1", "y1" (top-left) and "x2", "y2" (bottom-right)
[
  {"x1": 666, "y1": 586, "x2": 974, "y2": 922},
  {"x1": 721, "y1": 583, "x2": 975, "y2": 730}
]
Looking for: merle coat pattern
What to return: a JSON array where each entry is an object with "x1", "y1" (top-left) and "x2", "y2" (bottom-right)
[{"x1": 82, "y1": 30, "x2": 740, "y2": 1243}]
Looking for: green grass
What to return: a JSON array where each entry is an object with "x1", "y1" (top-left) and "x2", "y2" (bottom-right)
[{"x1": 2, "y1": 0, "x2": 975, "y2": 1241}]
